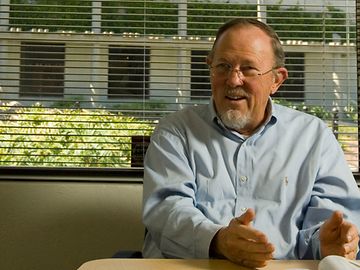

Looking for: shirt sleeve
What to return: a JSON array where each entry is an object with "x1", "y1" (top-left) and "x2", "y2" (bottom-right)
[
  {"x1": 297, "y1": 127, "x2": 360, "y2": 259},
  {"x1": 142, "y1": 125, "x2": 223, "y2": 258}
]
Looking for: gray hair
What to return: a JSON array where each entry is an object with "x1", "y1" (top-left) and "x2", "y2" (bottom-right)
[{"x1": 208, "y1": 18, "x2": 285, "y2": 68}]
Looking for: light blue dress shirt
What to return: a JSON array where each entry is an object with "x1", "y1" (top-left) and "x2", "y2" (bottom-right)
[{"x1": 142, "y1": 100, "x2": 360, "y2": 260}]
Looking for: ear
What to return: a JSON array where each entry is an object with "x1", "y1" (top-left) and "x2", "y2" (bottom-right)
[
  {"x1": 270, "y1": 67, "x2": 288, "y2": 95},
  {"x1": 206, "y1": 55, "x2": 212, "y2": 66}
]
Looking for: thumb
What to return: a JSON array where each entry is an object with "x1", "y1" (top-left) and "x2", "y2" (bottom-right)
[
  {"x1": 236, "y1": 208, "x2": 255, "y2": 225},
  {"x1": 321, "y1": 211, "x2": 344, "y2": 234}
]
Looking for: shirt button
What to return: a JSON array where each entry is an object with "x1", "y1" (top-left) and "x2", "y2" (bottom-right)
[{"x1": 240, "y1": 176, "x2": 248, "y2": 183}]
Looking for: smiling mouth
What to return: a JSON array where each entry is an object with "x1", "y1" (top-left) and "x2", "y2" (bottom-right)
[
  {"x1": 226, "y1": 95, "x2": 246, "y2": 101},
  {"x1": 225, "y1": 88, "x2": 248, "y2": 101}
]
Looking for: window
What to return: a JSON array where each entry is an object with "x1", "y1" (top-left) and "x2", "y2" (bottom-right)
[
  {"x1": 19, "y1": 42, "x2": 65, "y2": 97},
  {"x1": 191, "y1": 50, "x2": 211, "y2": 100},
  {"x1": 0, "y1": 1, "x2": 358, "y2": 177},
  {"x1": 108, "y1": 46, "x2": 150, "y2": 99},
  {"x1": 274, "y1": 52, "x2": 305, "y2": 102}
]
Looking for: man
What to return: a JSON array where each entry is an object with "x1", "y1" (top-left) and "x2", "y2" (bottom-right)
[{"x1": 142, "y1": 18, "x2": 360, "y2": 268}]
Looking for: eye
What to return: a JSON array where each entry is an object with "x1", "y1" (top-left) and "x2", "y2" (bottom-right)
[
  {"x1": 241, "y1": 65, "x2": 259, "y2": 76},
  {"x1": 241, "y1": 65, "x2": 255, "y2": 70},
  {"x1": 215, "y1": 63, "x2": 232, "y2": 73}
]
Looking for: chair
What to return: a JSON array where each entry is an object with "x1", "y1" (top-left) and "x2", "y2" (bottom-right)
[
  {"x1": 112, "y1": 229, "x2": 147, "y2": 258},
  {"x1": 112, "y1": 250, "x2": 143, "y2": 258}
]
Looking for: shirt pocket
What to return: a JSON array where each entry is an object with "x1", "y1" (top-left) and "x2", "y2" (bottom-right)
[
  {"x1": 253, "y1": 175, "x2": 288, "y2": 205},
  {"x1": 195, "y1": 174, "x2": 234, "y2": 203}
]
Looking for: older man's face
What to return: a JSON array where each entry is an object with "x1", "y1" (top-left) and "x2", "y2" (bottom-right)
[{"x1": 208, "y1": 25, "x2": 286, "y2": 135}]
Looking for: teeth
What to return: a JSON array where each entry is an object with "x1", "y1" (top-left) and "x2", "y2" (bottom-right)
[
  {"x1": 228, "y1": 96, "x2": 243, "y2": 100},
  {"x1": 226, "y1": 89, "x2": 246, "y2": 100}
]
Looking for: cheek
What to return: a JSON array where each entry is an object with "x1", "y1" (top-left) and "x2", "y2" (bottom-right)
[
  {"x1": 252, "y1": 81, "x2": 273, "y2": 100},
  {"x1": 260, "y1": 79, "x2": 275, "y2": 94},
  {"x1": 211, "y1": 76, "x2": 222, "y2": 88},
  {"x1": 211, "y1": 79, "x2": 224, "y2": 97},
  {"x1": 212, "y1": 91, "x2": 225, "y2": 111}
]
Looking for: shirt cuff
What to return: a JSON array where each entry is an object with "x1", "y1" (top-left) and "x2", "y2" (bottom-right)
[
  {"x1": 311, "y1": 229, "x2": 322, "y2": 259},
  {"x1": 194, "y1": 221, "x2": 224, "y2": 258}
]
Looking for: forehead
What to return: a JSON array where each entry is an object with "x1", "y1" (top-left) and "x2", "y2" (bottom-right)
[{"x1": 212, "y1": 25, "x2": 274, "y2": 63}]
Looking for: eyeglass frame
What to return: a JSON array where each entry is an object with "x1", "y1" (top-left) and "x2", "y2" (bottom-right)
[{"x1": 209, "y1": 62, "x2": 278, "y2": 79}]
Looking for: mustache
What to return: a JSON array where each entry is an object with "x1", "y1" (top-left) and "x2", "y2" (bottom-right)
[{"x1": 224, "y1": 87, "x2": 249, "y2": 98}]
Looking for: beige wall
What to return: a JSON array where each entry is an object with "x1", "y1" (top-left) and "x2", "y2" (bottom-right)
[{"x1": 0, "y1": 180, "x2": 144, "y2": 270}]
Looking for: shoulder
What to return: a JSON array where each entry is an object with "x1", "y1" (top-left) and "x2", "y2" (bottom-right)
[
  {"x1": 271, "y1": 103, "x2": 335, "y2": 143},
  {"x1": 148, "y1": 104, "x2": 211, "y2": 155},
  {"x1": 273, "y1": 103, "x2": 328, "y2": 129},
  {"x1": 156, "y1": 104, "x2": 210, "y2": 131}
]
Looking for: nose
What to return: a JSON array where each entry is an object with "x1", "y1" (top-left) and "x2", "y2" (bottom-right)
[{"x1": 226, "y1": 68, "x2": 245, "y2": 87}]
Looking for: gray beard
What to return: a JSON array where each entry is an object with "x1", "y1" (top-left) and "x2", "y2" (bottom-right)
[{"x1": 219, "y1": 109, "x2": 251, "y2": 132}]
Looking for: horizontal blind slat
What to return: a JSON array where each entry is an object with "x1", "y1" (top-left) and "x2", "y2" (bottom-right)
[{"x1": 0, "y1": 0, "x2": 357, "y2": 170}]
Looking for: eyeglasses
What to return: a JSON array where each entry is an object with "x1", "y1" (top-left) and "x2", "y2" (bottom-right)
[{"x1": 210, "y1": 63, "x2": 276, "y2": 79}]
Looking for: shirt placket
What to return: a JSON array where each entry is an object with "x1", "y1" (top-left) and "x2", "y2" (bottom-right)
[{"x1": 234, "y1": 139, "x2": 252, "y2": 216}]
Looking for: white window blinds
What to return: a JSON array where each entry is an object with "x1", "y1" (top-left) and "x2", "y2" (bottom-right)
[{"x1": 0, "y1": 0, "x2": 358, "y2": 172}]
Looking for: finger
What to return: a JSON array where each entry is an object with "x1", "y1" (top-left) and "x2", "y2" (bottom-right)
[
  {"x1": 228, "y1": 236, "x2": 275, "y2": 254},
  {"x1": 229, "y1": 209, "x2": 269, "y2": 243},
  {"x1": 222, "y1": 227, "x2": 274, "y2": 261},
  {"x1": 320, "y1": 211, "x2": 344, "y2": 240},
  {"x1": 241, "y1": 258, "x2": 270, "y2": 269},
  {"x1": 231, "y1": 208, "x2": 269, "y2": 242},
  {"x1": 234, "y1": 208, "x2": 255, "y2": 226},
  {"x1": 324, "y1": 211, "x2": 344, "y2": 231},
  {"x1": 344, "y1": 240, "x2": 359, "y2": 255},
  {"x1": 340, "y1": 222, "x2": 359, "y2": 243},
  {"x1": 345, "y1": 249, "x2": 357, "y2": 260},
  {"x1": 343, "y1": 231, "x2": 359, "y2": 254},
  {"x1": 230, "y1": 223, "x2": 270, "y2": 243},
  {"x1": 228, "y1": 245, "x2": 274, "y2": 268},
  {"x1": 322, "y1": 237, "x2": 358, "y2": 257}
]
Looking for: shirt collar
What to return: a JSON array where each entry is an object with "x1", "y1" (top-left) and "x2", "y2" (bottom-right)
[{"x1": 209, "y1": 97, "x2": 278, "y2": 138}]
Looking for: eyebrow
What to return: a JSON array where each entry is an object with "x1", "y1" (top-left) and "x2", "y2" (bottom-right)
[{"x1": 214, "y1": 58, "x2": 258, "y2": 67}]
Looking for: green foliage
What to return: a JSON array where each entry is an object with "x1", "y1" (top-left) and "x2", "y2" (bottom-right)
[
  {"x1": 50, "y1": 96, "x2": 85, "y2": 109},
  {"x1": 102, "y1": 0, "x2": 178, "y2": 34},
  {"x1": 102, "y1": 1, "x2": 256, "y2": 36},
  {"x1": 267, "y1": 4, "x2": 355, "y2": 43},
  {"x1": 267, "y1": 5, "x2": 323, "y2": 41},
  {"x1": 273, "y1": 98, "x2": 332, "y2": 119},
  {"x1": 344, "y1": 105, "x2": 358, "y2": 121},
  {"x1": 0, "y1": 104, "x2": 154, "y2": 167},
  {"x1": 10, "y1": 0, "x2": 92, "y2": 31},
  {"x1": 8, "y1": 0, "x2": 352, "y2": 42},
  {"x1": 274, "y1": 99, "x2": 358, "y2": 123},
  {"x1": 187, "y1": 2, "x2": 256, "y2": 36},
  {"x1": 110, "y1": 100, "x2": 168, "y2": 118}
]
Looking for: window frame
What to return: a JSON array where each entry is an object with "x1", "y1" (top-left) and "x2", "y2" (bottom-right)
[{"x1": 0, "y1": 1, "x2": 358, "y2": 184}]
